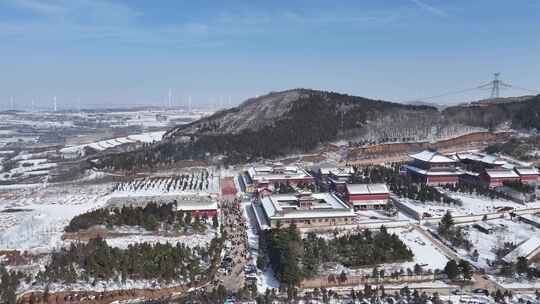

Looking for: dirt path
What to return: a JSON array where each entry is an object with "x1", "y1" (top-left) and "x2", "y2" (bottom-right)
[
  {"x1": 412, "y1": 225, "x2": 507, "y2": 292},
  {"x1": 412, "y1": 225, "x2": 461, "y2": 261},
  {"x1": 18, "y1": 284, "x2": 190, "y2": 304}
]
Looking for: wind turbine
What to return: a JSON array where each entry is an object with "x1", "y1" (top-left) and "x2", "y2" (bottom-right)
[{"x1": 168, "y1": 88, "x2": 173, "y2": 108}]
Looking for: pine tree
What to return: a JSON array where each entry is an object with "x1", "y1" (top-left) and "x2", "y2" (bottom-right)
[
  {"x1": 438, "y1": 211, "x2": 454, "y2": 236},
  {"x1": 459, "y1": 259, "x2": 473, "y2": 281},
  {"x1": 444, "y1": 260, "x2": 459, "y2": 280},
  {"x1": 516, "y1": 256, "x2": 529, "y2": 274}
]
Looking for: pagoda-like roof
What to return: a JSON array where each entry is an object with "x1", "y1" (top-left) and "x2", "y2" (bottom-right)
[{"x1": 410, "y1": 150, "x2": 456, "y2": 163}]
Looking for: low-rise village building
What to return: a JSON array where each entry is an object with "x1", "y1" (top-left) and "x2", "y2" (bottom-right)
[
  {"x1": 320, "y1": 167, "x2": 354, "y2": 192},
  {"x1": 503, "y1": 237, "x2": 540, "y2": 264},
  {"x1": 345, "y1": 183, "x2": 389, "y2": 210},
  {"x1": 252, "y1": 191, "x2": 355, "y2": 229},
  {"x1": 518, "y1": 214, "x2": 540, "y2": 229},
  {"x1": 404, "y1": 150, "x2": 462, "y2": 185},
  {"x1": 319, "y1": 167, "x2": 354, "y2": 182},
  {"x1": 175, "y1": 195, "x2": 218, "y2": 217}
]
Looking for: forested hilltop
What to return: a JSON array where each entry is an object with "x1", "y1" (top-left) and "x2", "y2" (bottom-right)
[{"x1": 96, "y1": 89, "x2": 540, "y2": 170}]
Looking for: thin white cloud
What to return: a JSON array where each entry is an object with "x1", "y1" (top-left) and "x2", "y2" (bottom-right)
[
  {"x1": 410, "y1": 0, "x2": 448, "y2": 17},
  {"x1": 6, "y1": 0, "x2": 67, "y2": 16},
  {"x1": 1, "y1": 3, "x2": 398, "y2": 48},
  {"x1": 6, "y1": 0, "x2": 141, "y2": 24},
  {"x1": 217, "y1": 9, "x2": 399, "y2": 28}
]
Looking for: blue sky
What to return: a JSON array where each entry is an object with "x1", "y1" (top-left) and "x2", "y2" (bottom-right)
[{"x1": 1, "y1": 0, "x2": 539, "y2": 110}]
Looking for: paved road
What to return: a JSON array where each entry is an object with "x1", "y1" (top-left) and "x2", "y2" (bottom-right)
[{"x1": 208, "y1": 199, "x2": 248, "y2": 292}]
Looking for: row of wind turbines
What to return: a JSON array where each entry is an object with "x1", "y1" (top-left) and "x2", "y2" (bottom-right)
[{"x1": 5, "y1": 89, "x2": 233, "y2": 112}]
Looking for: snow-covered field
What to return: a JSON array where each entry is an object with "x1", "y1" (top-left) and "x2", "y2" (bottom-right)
[
  {"x1": 446, "y1": 191, "x2": 529, "y2": 214},
  {"x1": 60, "y1": 131, "x2": 165, "y2": 156},
  {"x1": 456, "y1": 218, "x2": 537, "y2": 269},
  {"x1": 0, "y1": 150, "x2": 60, "y2": 182},
  {"x1": 395, "y1": 228, "x2": 449, "y2": 271},
  {"x1": 0, "y1": 183, "x2": 113, "y2": 252},
  {"x1": 398, "y1": 191, "x2": 530, "y2": 219},
  {"x1": 106, "y1": 227, "x2": 217, "y2": 249},
  {"x1": 112, "y1": 169, "x2": 220, "y2": 197}
]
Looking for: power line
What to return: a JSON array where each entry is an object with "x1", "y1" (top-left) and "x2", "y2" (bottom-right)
[
  {"x1": 506, "y1": 84, "x2": 540, "y2": 94},
  {"x1": 404, "y1": 73, "x2": 540, "y2": 103},
  {"x1": 476, "y1": 73, "x2": 512, "y2": 98},
  {"x1": 403, "y1": 87, "x2": 479, "y2": 103}
]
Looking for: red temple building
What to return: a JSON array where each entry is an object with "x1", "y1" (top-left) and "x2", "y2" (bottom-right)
[
  {"x1": 247, "y1": 164, "x2": 315, "y2": 190},
  {"x1": 480, "y1": 169, "x2": 520, "y2": 188},
  {"x1": 514, "y1": 167, "x2": 539, "y2": 185},
  {"x1": 404, "y1": 150, "x2": 462, "y2": 185},
  {"x1": 345, "y1": 183, "x2": 389, "y2": 210}
]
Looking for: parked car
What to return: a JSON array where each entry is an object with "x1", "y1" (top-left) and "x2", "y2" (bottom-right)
[
  {"x1": 452, "y1": 289, "x2": 466, "y2": 295},
  {"x1": 472, "y1": 288, "x2": 489, "y2": 295}
]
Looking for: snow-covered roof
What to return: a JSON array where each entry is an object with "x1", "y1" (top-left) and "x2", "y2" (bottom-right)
[
  {"x1": 473, "y1": 221, "x2": 493, "y2": 231},
  {"x1": 519, "y1": 214, "x2": 540, "y2": 224},
  {"x1": 177, "y1": 201, "x2": 218, "y2": 211},
  {"x1": 260, "y1": 192, "x2": 354, "y2": 220},
  {"x1": 320, "y1": 166, "x2": 354, "y2": 176},
  {"x1": 502, "y1": 163, "x2": 515, "y2": 170},
  {"x1": 503, "y1": 237, "x2": 540, "y2": 263},
  {"x1": 410, "y1": 150, "x2": 456, "y2": 163},
  {"x1": 346, "y1": 183, "x2": 389, "y2": 195},
  {"x1": 404, "y1": 165, "x2": 462, "y2": 176},
  {"x1": 176, "y1": 196, "x2": 218, "y2": 211},
  {"x1": 478, "y1": 155, "x2": 507, "y2": 165},
  {"x1": 456, "y1": 152, "x2": 481, "y2": 161},
  {"x1": 247, "y1": 165, "x2": 313, "y2": 183},
  {"x1": 485, "y1": 169, "x2": 519, "y2": 179},
  {"x1": 456, "y1": 152, "x2": 508, "y2": 166},
  {"x1": 252, "y1": 202, "x2": 271, "y2": 230},
  {"x1": 462, "y1": 170, "x2": 480, "y2": 177},
  {"x1": 514, "y1": 167, "x2": 539, "y2": 176},
  {"x1": 499, "y1": 155, "x2": 532, "y2": 167}
]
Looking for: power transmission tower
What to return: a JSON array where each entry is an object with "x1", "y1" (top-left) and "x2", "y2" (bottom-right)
[{"x1": 477, "y1": 72, "x2": 512, "y2": 98}]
